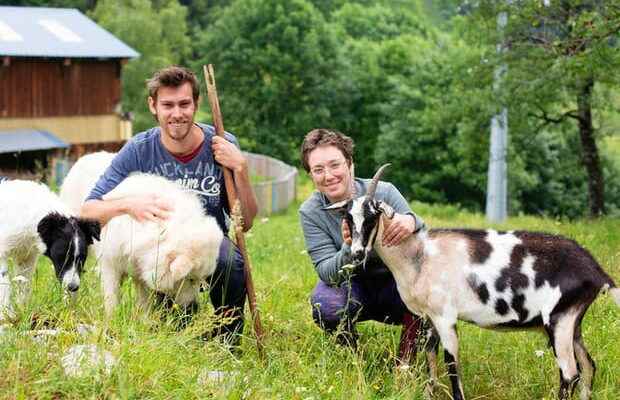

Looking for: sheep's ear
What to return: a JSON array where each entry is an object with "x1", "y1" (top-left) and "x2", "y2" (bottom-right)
[
  {"x1": 37, "y1": 212, "x2": 68, "y2": 250},
  {"x1": 169, "y1": 254, "x2": 193, "y2": 282},
  {"x1": 322, "y1": 200, "x2": 350, "y2": 215},
  {"x1": 78, "y1": 218, "x2": 101, "y2": 244},
  {"x1": 377, "y1": 202, "x2": 395, "y2": 219}
]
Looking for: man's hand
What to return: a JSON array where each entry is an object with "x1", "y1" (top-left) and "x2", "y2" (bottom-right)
[
  {"x1": 124, "y1": 194, "x2": 173, "y2": 223},
  {"x1": 212, "y1": 136, "x2": 246, "y2": 172},
  {"x1": 341, "y1": 219, "x2": 352, "y2": 246},
  {"x1": 382, "y1": 213, "x2": 416, "y2": 247}
]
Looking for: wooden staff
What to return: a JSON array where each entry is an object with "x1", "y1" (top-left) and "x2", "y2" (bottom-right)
[{"x1": 203, "y1": 64, "x2": 265, "y2": 356}]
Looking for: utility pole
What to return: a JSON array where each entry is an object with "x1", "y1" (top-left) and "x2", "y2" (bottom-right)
[{"x1": 485, "y1": 5, "x2": 509, "y2": 223}]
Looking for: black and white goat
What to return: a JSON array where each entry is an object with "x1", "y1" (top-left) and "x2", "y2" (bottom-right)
[
  {"x1": 0, "y1": 180, "x2": 100, "y2": 322},
  {"x1": 325, "y1": 164, "x2": 620, "y2": 400}
]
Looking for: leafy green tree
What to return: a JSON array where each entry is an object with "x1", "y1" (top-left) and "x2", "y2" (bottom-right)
[
  {"x1": 324, "y1": 1, "x2": 435, "y2": 178},
  {"x1": 465, "y1": 1, "x2": 620, "y2": 216},
  {"x1": 373, "y1": 36, "x2": 493, "y2": 209},
  {"x1": 90, "y1": 0, "x2": 190, "y2": 133},
  {"x1": 331, "y1": 1, "x2": 429, "y2": 40},
  {"x1": 192, "y1": 0, "x2": 351, "y2": 163}
]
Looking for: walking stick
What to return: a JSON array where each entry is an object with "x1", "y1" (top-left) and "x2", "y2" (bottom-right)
[{"x1": 203, "y1": 64, "x2": 265, "y2": 356}]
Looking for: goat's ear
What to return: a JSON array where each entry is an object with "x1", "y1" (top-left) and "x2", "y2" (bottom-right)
[
  {"x1": 377, "y1": 202, "x2": 395, "y2": 219},
  {"x1": 169, "y1": 254, "x2": 193, "y2": 282},
  {"x1": 37, "y1": 212, "x2": 67, "y2": 248},
  {"x1": 78, "y1": 218, "x2": 101, "y2": 244},
  {"x1": 322, "y1": 199, "x2": 350, "y2": 215}
]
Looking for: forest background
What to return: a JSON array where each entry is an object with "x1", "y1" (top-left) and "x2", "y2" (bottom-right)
[{"x1": 3, "y1": 0, "x2": 620, "y2": 219}]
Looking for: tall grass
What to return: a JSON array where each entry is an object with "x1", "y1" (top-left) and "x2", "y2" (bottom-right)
[{"x1": 1, "y1": 180, "x2": 618, "y2": 399}]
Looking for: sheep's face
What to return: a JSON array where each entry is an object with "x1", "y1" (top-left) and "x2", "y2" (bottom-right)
[
  {"x1": 137, "y1": 214, "x2": 223, "y2": 309},
  {"x1": 156, "y1": 243, "x2": 218, "y2": 306},
  {"x1": 37, "y1": 212, "x2": 101, "y2": 294},
  {"x1": 152, "y1": 218, "x2": 223, "y2": 306},
  {"x1": 325, "y1": 197, "x2": 391, "y2": 266}
]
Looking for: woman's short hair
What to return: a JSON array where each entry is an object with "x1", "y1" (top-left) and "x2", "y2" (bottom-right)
[{"x1": 300, "y1": 129, "x2": 354, "y2": 172}]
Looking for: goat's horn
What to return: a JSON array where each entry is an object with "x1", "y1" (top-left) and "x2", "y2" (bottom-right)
[{"x1": 366, "y1": 163, "x2": 391, "y2": 200}]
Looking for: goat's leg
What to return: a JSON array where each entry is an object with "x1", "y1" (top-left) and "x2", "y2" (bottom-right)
[
  {"x1": 573, "y1": 325, "x2": 595, "y2": 400},
  {"x1": 546, "y1": 311, "x2": 580, "y2": 400},
  {"x1": 397, "y1": 312, "x2": 422, "y2": 366},
  {"x1": 0, "y1": 257, "x2": 12, "y2": 322},
  {"x1": 434, "y1": 318, "x2": 465, "y2": 400},
  {"x1": 422, "y1": 320, "x2": 441, "y2": 399}
]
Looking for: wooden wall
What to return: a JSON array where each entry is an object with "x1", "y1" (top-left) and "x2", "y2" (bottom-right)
[
  {"x1": 0, "y1": 58, "x2": 122, "y2": 118},
  {"x1": 0, "y1": 114, "x2": 132, "y2": 143}
]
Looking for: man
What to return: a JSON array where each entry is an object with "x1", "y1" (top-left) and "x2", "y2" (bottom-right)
[
  {"x1": 299, "y1": 128, "x2": 424, "y2": 364},
  {"x1": 81, "y1": 66, "x2": 258, "y2": 347}
]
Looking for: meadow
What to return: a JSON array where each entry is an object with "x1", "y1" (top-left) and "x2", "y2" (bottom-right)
[{"x1": 1, "y1": 178, "x2": 618, "y2": 399}]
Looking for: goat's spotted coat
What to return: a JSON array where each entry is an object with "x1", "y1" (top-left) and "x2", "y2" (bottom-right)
[{"x1": 327, "y1": 166, "x2": 620, "y2": 400}]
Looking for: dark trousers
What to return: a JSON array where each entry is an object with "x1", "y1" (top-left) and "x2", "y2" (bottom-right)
[
  {"x1": 207, "y1": 236, "x2": 247, "y2": 344},
  {"x1": 310, "y1": 274, "x2": 421, "y2": 363}
]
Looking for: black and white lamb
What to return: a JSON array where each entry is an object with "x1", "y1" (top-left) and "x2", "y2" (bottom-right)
[{"x1": 0, "y1": 180, "x2": 100, "y2": 322}]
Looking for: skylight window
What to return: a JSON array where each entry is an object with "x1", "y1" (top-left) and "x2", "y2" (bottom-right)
[
  {"x1": 38, "y1": 19, "x2": 83, "y2": 43},
  {"x1": 0, "y1": 20, "x2": 23, "y2": 42}
]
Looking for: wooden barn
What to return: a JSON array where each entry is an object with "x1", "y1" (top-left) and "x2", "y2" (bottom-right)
[{"x1": 0, "y1": 5, "x2": 138, "y2": 180}]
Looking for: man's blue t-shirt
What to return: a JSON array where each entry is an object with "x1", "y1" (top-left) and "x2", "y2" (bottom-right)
[{"x1": 86, "y1": 123, "x2": 237, "y2": 233}]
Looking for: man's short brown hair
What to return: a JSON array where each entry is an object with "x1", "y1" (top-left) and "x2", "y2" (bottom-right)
[
  {"x1": 300, "y1": 129, "x2": 354, "y2": 172},
  {"x1": 146, "y1": 66, "x2": 200, "y2": 103}
]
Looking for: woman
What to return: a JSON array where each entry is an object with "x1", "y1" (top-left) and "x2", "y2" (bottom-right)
[{"x1": 299, "y1": 128, "x2": 425, "y2": 364}]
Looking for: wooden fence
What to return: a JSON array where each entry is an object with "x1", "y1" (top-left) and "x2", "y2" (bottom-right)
[{"x1": 244, "y1": 152, "x2": 298, "y2": 216}]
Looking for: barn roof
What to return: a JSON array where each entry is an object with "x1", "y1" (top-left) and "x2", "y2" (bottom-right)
[
  {"x1": 0, "y1": 129, "x2": 69, "y2": 154},
  {"x1": 0, "y1": 6, "x2": 139, "y2": 59}
]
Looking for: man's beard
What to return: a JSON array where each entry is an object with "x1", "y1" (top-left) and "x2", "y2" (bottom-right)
[{"x1": 164, "y1": 120, "x2": 193, "y2": 142}]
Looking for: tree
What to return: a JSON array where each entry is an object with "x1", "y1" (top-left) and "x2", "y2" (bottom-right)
[
  {"x1": 373, "y1": 35, "x2": 493, "y2": 209},
  {"x1": 191, "y1": 0, "x2": 351, "y2": 163},
  {"x1": 90, "y1": 0, "x2": 190, "y2": 133},
  {"x1": 326, "y1": 1, "x2": 434, "y2": 178},
  {"x1": 467, "y1": 1, "x2": 620, "y2": 217}
]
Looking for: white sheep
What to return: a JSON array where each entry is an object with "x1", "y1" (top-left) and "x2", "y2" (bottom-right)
[
  {"x1": 60, "y1": 152, "x2": 223, "y2": 318},
  {"x1": 325, "y1": 164, "x2": 620, "y2": 400},
  {"x1": 98, "y1": 173, "x2": 223, "y2": 315},
  {"x1": 60, "y1": 151, "x2": 116, "y2": 215}
]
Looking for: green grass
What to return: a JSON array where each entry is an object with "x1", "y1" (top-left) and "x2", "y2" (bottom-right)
[{"x1": 1, "y1": 181, "x2": 619, "y2": 399}]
